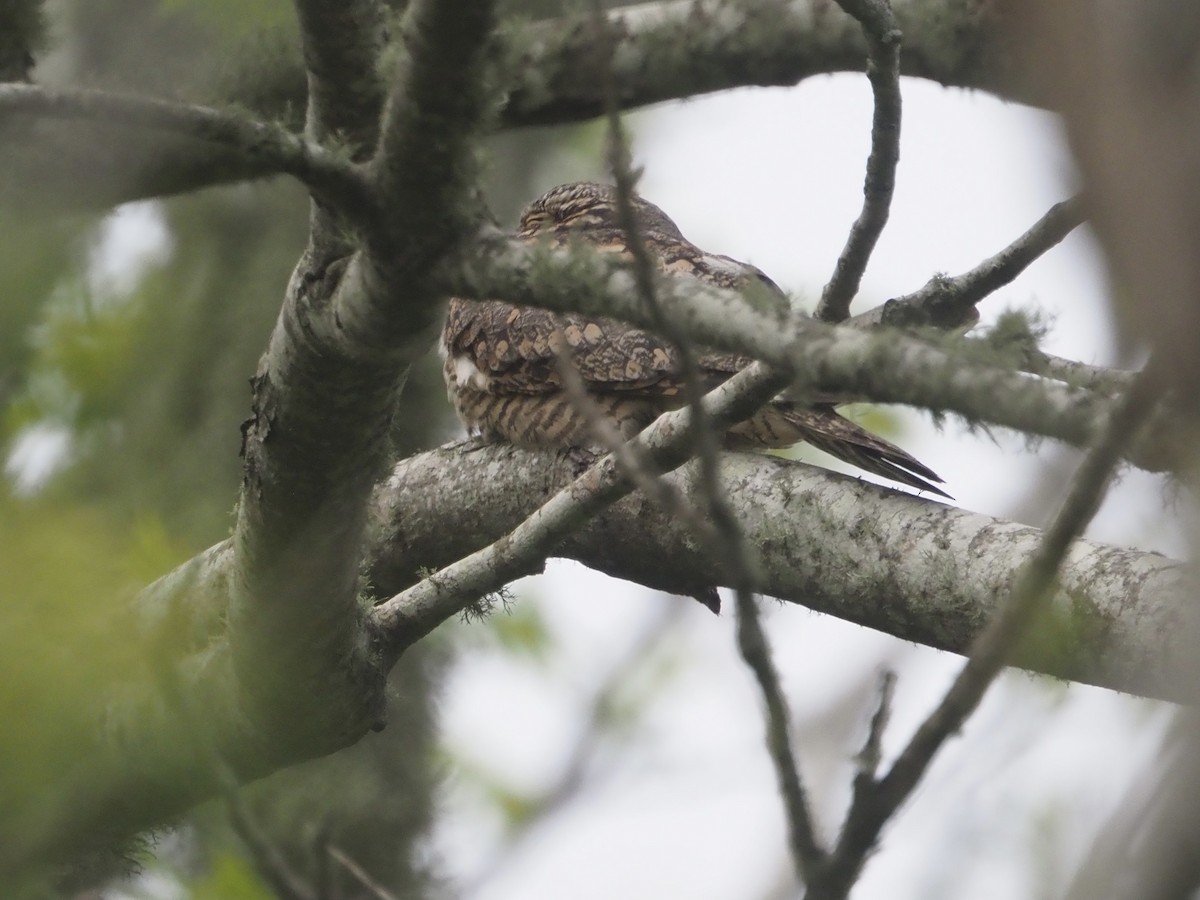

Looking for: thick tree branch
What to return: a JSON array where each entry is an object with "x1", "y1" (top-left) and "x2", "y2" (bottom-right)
[
  {"x1": 291, "y1": 0, "x2": 386, "y2": 154},
  {"x1": 79, "y1": 425, "x2": 1187, "y2": 869},
  {"x1": 0, "y1": 0, "x2": 1016, "y2": 211},
  {"x1": 368, "y1": 443, "x2": 1196, "y2": 703},
  {"x1": 501, "y1": 0, "x2": 1020, "y2": 128},
  {"x1": 335, "y1": 0, "x2": 499, "y2": 352},
  {"x1": 370, "y1": 363, "x2": 791, "y2": 660},
  {"x1": 7, "y1": 0, "x2": 508, "y2": 875}
]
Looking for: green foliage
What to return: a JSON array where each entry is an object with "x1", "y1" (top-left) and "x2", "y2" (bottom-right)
[
  {"x1": 187, "y1": 852, "x2": 276, "y2": 900},
  {"x1": 486, "y1": 601, "x2": 552, "y2": 661},
  {"x1": 0, "y1": 497, "x2": 148, "y2": 874},
  {"x1": 159, "y1": 0, "x2": 293, "y2": 35}
]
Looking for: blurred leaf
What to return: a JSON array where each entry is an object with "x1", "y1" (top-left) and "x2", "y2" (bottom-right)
[
  {"x1": 187, "y1": 852, "x2": 275, "y2": 900},
  {"x1": 488, "y1": 603, "x2": 553, "y2": 663},
  {"x1": 0, "y1": 497, "x2": 146, "y2": 847},
  {"x1": 159, "y1": 0, "x2": 293, "y2": 35}
]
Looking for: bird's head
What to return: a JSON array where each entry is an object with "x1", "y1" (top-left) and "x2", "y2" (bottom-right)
[{"x1": 516, "y1": 181, "x2": 684, "y2": 240}]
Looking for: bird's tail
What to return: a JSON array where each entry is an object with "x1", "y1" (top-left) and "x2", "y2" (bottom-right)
[{"x1": 750, "y1": 404, "x2": 951, "y2": 499}]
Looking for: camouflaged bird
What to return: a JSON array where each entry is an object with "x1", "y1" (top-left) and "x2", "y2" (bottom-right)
[{"x1": 442, "y1": 181, "x2": 948, "y2": 498}]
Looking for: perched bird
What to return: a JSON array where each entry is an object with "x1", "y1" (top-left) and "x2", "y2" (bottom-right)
[{"x1": 442, "y1": 181, "x2": 947, "y2": 498}]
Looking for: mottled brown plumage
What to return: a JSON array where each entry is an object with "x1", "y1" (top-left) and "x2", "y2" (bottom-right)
[{"x1": 442, "y1": 182, "x2": 948, "y2": 498}]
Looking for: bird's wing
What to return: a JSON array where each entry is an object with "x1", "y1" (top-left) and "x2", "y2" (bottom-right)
[
  {"x1": 444, "y1": 232, "x2": 791, "y2": 398},
  {"x1": 444, "y1": 298, "x2": 689, "y2": 396}
]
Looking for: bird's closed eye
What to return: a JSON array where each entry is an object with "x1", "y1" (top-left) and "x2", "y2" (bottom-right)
[{"x1": 521, "y1": 212, "x2": 551, "y2": 233}]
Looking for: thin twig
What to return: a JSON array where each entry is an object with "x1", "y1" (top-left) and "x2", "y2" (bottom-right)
[
  {"x1": 734, "y1": 587, "x2": 828, "y2": 880},
  {"x1": 227, "y1": 797, "x2": 317, "y2": 900},
  {"x1": 864, "y1": 196, "x2": 1085, "y2": 331},
  {"x1": 852, "y1": 670, "x2": 896, "y2": 786},
  {"x1": 1019, "y1": 348, "x2": 1137, "y2": 395},
  {"x1": 595, "y1": 14, "x2": 825, "y2": 878},
  {"x1": 595, "y1": 3, "x2": 753, "y2": 602},
  {"x1": 328, "y1": 845, "x2": 400, "y2": 900},
  {"x1": 554, "y1": 344, "x2": 723, "y2": 552},
  {"x1": 370, "y1": 361, "x2": 792, "y2": 660},
  {"x1": 815, "y1": 359, "x2": 1166, "y2": 898},
  {"x1": 816, "y1": 0, "x2": 903, "y2": 322},
  {"x1": 0, "y1": 84, "x2": 372, "y2": 213}
]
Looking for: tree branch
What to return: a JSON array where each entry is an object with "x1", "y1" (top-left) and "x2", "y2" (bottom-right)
[
  {"x1": 735, "y1": 588, "x2": 827, "y2": 878},
  {"x1": 335, "y1": 0, "x2": 500, "y2": 351},
  {"x1": 816, "y1": 0, "x2": 903, "y2": 322},
  {"x1": 443, "y1": 234, "x2": 1183, "y2": 473},
  {"x1": 0, "y1": 0, "x2": 1017, "y2": 211},
  {"x1": 0, "y1": 84, "x2": 371, "y2": 211},
  {"x1": 370, "y1": 362, "x2": 791, "y2": 660},
  {"x1": 500, "y1": 0, "x2": 1020, "y2": 129},
  {"x1": 291, "y1": 0, "x2": 386, "y2": 154},
  {"x1": 852, "y1": 196, "x2": 1086, "y2": 331},
  {"x1": 813, "y1": 363, "x2": 1165, "y2": 897},
  {"x1": 1019, "y1": 349, "x2": 1137, "y2": 395},
  {"x1": 0, "y1": 0, "x2": 42, "y2": 81},
  {"x1": 367, "y1": 442, "x2": 1197, "y2": 703}
]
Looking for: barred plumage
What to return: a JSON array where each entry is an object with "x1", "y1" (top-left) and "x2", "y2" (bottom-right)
[{"x1": 442, "y1": 182, "x2": 948, "y2": 499}]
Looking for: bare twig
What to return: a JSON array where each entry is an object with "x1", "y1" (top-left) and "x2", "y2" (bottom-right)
[
  {"x1": 596, "y1": 5, "x2": 750, "y2": 605},
  {"x1": 594, "y1": 21, "x2": 823, "y2": 876},
  {"x1": 0, "y1": 84, "x2": 372, "y2": 212},
  {"x1": 328, "y1": 845, "x2": 399, "y2": 900},
  {"x1": 852, "y1": 670, "x2": 896, "y2": 786},
  {"x1": 553, "y1": 346, "x2": 723, "y2": 553},
  {"x1": 863, "y1": 196, "x2": 1086, "y2": 331},
  {"x1": 369, "y1": 361, "x2": 791, "y2": 661},
  {"x1": 816, "y1": 360, "x2": 1166, "y2": 897},
  {"x1": 735, "y1": 588, "x2": 827, "y2": 880},
  {"x1": 227, "y1": 796, "x2": 317, "y2": 900},
  {"x1": 816, "y1": 0, "x2": 904, "y2": 322},
  {"x1": 1019, "y1": 348, "x2": 1137, "y2": 395}
]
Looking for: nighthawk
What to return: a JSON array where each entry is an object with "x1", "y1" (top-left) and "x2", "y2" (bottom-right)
[{"x1": 441, "y1": 181, "x2": 947, "y2": 498}]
